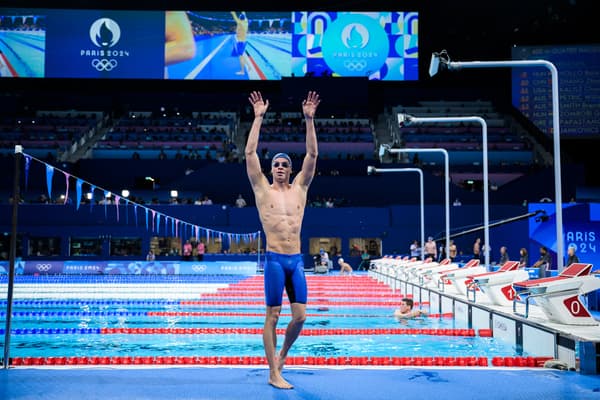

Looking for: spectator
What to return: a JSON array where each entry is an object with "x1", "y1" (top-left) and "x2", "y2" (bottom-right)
[
  {"x1": 357, "y1": 249, "x2": 371, "y2": 271},
  {"x1": 146, "y1": 250, "x2": 156, "y2": 261},
  {"x1": 449, "y1": 240, "x2": 457, "y2": 261},
  {"x1": 201, "y1": 195, "x2": 213, "y2": 205},
  {"x1": 498, "y1": 246, "x2": 509, "y2": 266},
  {"x1": 423, "y1": 236, "x2": 437, "y2": 261},
  {"x1": 566, "y1": 244, "x2": 580, "y2": 267},
  {"x1": 182, "y1": 240, "x2": 193, "y2": 260},
  {"x1": 319, "y1": 248, "x2": 330, "y2": 269},
  {"x1": 518, "y1": 248, "x2": 529, "y2": 268},
  {"x1": 235, "y1": 194, "x2": 247, "y2": 208},
  {"x1": 532, "y1": 246, "x2": 552, "y2": 278},
  {"x1": 409, "y1": 240, "x2": 421, "y2": 259},
  {"x1": 196, "y1": 240, "x2": 205, "y2": 261},
  {"x1": 473, "y1": 238, "x2": 481, "y2": 260}
]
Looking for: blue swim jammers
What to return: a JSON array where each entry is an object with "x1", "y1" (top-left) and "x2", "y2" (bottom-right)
[{"x1": 264, "y1": 252, "x2": 307, "y2": 307}]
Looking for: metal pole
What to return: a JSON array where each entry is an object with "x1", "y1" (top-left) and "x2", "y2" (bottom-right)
[
  {"x1": 448, "y1": 59, "x2": 563, "y2": 270},
  {"x1": 405, "y1": 116, "x2": 490, "y2": 267},
  {"x1": 369, "y1": 168, "x2": 424, "y2": 260},
  {"x1": 4, "y1": 145, "x2": 22, "y2": 369},
  {"x1": 386, "y1": 148, "x2": 450, "y2": 264}
]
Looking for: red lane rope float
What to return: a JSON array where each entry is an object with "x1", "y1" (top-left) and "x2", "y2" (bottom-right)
[
  {"x1": 197, "y1": 297, "x2": 408, "y2": 301},
  {"x1": 147, "y1": 311, "x2": 453, "y2": 319},
  {"x1": 201, "y1": 290, "x2": 402, "y2": 299},
  {"x1": 226, "y1": 282, "x2": 389, "y2": 286},
  {"x1": 99, "y1": 327, "x2": 476, "y2": 336},
  {"x1": 491, "y1": 356, "x2": 554, "y2": 367},
  {"x1": 9, "y1": 355, "x2": 551, "y2": 368},
  {"x1": 179, "y1": 301, "x2": 430, "y2": 307},
  {"x1": 224, "y1": 284, "x2": 390, "y2": 288},
  {"x1": 424, "y1": 313, "x2": 454, "y2": 318},
  {"x1": 219, "y1": 288, "x2": 394, "y2": 293},
  {"x1": 221, "y1": 282, "x2": 391, "y2": 285}
]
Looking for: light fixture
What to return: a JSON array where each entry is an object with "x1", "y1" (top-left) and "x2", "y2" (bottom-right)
[
  {"x1": 427, "y1": 49, "x2": 565, "y2": 269},
  {"x1": 367, "y1": 166, "x2": 425, "y2": 260},
  {"x1": 428, "y1": 50, "x2": 450, "y2": 77},
  {"x1": 170, "y1": 190, "x2": 178, "y2": 198},
  {"x1": 121, "y1": 190, "x2": 130, "y2": 198},
  {"x1": 86, "y1": 192, "x2": 93, "y2": 200},
  {"x1": 388, "y1": 114, "x2": 490, "y2": 267}
]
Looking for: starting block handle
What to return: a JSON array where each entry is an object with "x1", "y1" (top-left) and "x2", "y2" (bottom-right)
[
  {"x1": 437, "y1": 278, "x2": 445, "y2": 292},
  {"x1": 466, "y1": 284, "x2": 477, "y2": 302}
]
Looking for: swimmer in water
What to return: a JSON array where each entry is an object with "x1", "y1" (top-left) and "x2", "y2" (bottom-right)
[{"x1": 393, "y1": 297, "x2": 427, "y2": 319}]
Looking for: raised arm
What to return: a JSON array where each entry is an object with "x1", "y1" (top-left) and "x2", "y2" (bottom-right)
[
  {"x1": 295, "y1": 91, "x2": 320, "y2": 188},
  {"x1": 165, "y1": 11, "x2": 196, "y2": 66},
  {"x1": 245, "y1": 91, "x2": 270, "y2": 190}
]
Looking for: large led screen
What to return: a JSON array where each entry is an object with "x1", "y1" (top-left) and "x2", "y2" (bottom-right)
[
  {"x1": 511, "y1": 44, "x2": 600, "y2": 138},
  {"x1": 0, "y1": 9, "x2": 418, "y2": 81}
]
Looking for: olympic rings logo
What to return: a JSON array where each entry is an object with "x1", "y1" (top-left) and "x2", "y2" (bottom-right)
[
  {"x1": 343, "y1": 60, "x2": 367, "y2": 71},
  {"x1": 92, "y1": 59, "x2": 118, "y2": 72},
  {"x1": 36, "y1": 264, "x2": 52, "y2": 272},
  {"x1": 191, "y1": 264, "x2": 207, "y2": 272}
]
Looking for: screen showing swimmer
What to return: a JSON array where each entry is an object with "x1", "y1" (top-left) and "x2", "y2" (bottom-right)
[{"x1": 0, "y1": 9, "x2": 418, "y2": 81}]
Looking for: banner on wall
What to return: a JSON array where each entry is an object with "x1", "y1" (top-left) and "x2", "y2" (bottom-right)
[
  {"x1": 0, "y1": 8, "x2": 418, "y2": 81},
  {"x1": 0, "y1": 260, "x2": 257, "y2": 275},
  {"x1": 528, "y1": 202, "x2": 600, "y2": 269},
  {"x1": 44, "y1": 10, "x2": 165, "y2": 79}
]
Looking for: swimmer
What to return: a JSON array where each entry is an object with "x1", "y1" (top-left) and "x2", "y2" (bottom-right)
[
  {"x1": 231, "y1": 11, "x2": 249, "y2": 75},
  {"x1": 393, "y1": 297, "x2": 427, "y2": 319},
  {"x1": 245, "y1": 90, "x2": 320, "y2": 389},
  {"x1": 338, "y1": 258, "x2": 353, "y2": 275}
]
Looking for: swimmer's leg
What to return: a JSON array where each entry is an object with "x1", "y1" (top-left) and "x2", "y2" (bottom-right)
[
  {"x1": 278, "y1": 264, "x2": 307, "y2": 375},
  {"x1": 263, "y1": 259, "x2": 292, "y2": 389},
  {"x1": 264, "y1": 305, "x2": 293, "y2": 389},
  {"x1": 236, "y1": 42, "x2": 247, "y2": 75},
  {"x1": 278, "y1": 301, "x2": 306, "y2": 375}
]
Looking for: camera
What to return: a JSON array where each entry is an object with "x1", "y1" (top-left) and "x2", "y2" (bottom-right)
[
  {"x1": 397, "y1": 113, "x2": 413, "y2": 128},
  {"x1": 429, "y1": 51, "x2": 449, "y2": 77}
]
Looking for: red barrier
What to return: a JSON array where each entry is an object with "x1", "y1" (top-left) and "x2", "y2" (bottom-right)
[
  {"x1": 97, "y1": 327, "x2": 476, "y2": 337},
  {"x1": 478, "y1": 329, "x2": 493, "y2": 337}
]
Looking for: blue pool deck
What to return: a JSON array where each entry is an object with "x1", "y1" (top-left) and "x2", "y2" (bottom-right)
[{"x1": 2, "y1": 365, "x2": 600, "y2": 400}]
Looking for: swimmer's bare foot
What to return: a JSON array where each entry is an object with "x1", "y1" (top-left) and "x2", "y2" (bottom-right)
[
  {"x1": 269, "y1": 373, "x2": 293, "y2": 390},
  {"x1": 235, "y1": 70, "x2": 245, "y2": 75}
]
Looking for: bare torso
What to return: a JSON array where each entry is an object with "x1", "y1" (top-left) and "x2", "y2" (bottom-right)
[
  {"x1": 255, "y1": 183, "x2": 306, "y2": 254},
  {"x1": 236, "y1": 21, "x2": 248, "y2": 41}
]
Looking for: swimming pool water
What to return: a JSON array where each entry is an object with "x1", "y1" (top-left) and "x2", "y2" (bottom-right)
[{"x1": 0, "y1": 274, "x2": 528, "y2": 362}]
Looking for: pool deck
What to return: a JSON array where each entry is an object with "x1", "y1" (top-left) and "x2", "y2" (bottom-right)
[
  {"x1": 2, "y1": 365, "x2": 600, "y2": 400},
  {"x1": 2, "y1": 272, "x2": 600, "y2": 398}
]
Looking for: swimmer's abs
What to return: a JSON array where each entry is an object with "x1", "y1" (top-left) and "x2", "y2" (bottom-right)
[
  {"x1": 266, "y1": 243, "x2": 301, "y2": 255},
  {"x1": 264, "y1": 232, "x2": 301, "y2": 254}
]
